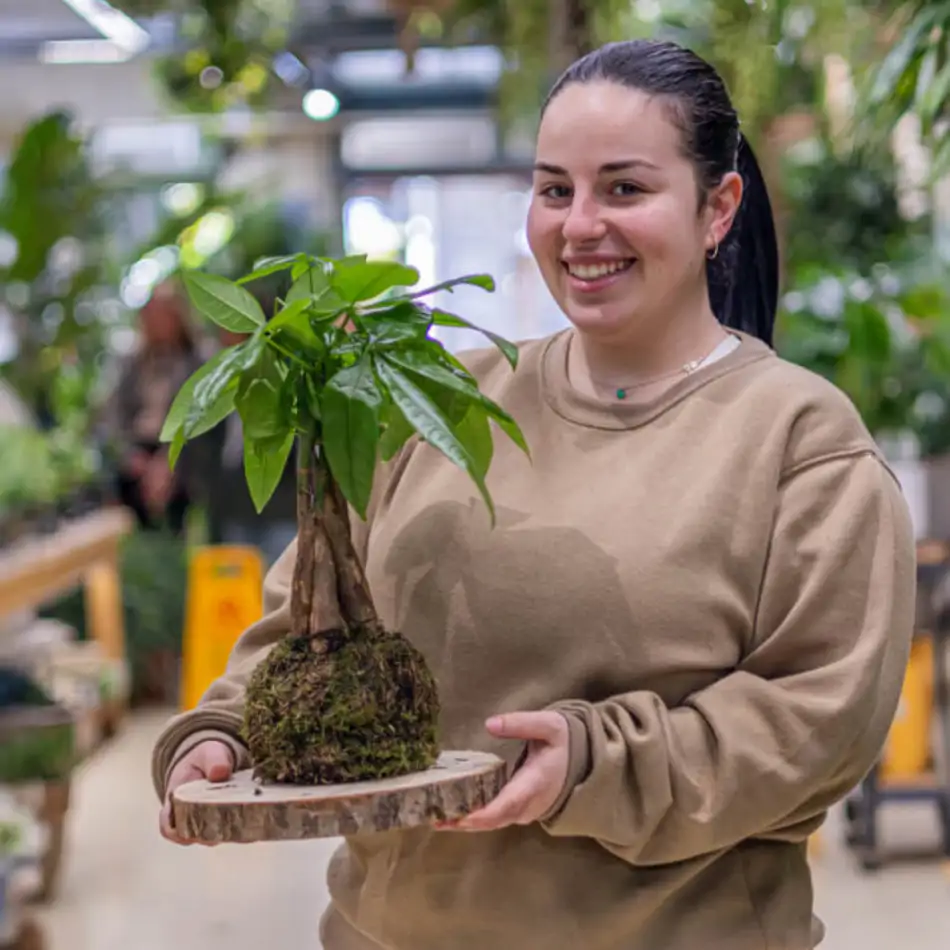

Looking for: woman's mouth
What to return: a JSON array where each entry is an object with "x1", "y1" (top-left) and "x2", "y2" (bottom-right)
[{"x1": 562, "y1": 258, "x2": 636, "y2": 293}]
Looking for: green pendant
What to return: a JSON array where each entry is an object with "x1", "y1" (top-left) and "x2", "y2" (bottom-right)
[{"x1": 616, "y1": 388, "x2": 627, "y2": 400}]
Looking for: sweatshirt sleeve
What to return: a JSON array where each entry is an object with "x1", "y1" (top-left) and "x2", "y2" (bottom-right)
[{"x1": 541, "y1": 451, "x2": 917, "y2": 866}]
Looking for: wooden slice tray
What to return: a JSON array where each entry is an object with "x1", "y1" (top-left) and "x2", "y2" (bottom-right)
[{"x1": 170, "y1": 750, "x2": 507, "y2": 844}]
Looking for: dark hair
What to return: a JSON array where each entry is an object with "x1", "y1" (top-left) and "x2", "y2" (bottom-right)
[{"x1": 542, "y1": 40, "x2": 779, "y2": 346}]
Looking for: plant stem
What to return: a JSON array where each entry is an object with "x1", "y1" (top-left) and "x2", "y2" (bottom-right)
[
  {"x1": 323, "y1": 474, "x2": 378, "y2": 629},
  {"x1": 264, "y1": 333, "x2": 310, "y2": 369},
  {"x1": 290, "y1": 430, "x2": 342, "y2": 637}
]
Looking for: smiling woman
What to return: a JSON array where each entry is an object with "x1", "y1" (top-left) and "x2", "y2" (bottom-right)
[{"x1": 152, "y1": 38, "x2": 915, "y2": 950}]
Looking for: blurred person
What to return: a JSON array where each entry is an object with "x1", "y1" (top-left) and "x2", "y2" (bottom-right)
[
  {"x1": 104, "y1": 280, "x2": 202, "y2": 534},
  {"x1": 152, "y1": 40, "x2": 916, "y2": 950}
]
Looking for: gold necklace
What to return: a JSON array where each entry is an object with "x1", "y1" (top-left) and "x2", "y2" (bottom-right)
[
  {"x1": 568, "y1": 333, "x2": 731, "y2": 401},
  {"x1": 612, "y1": 355, "x2": 708, "y2": 400}
]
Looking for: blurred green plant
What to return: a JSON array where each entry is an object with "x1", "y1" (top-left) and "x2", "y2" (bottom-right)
[
  {"x1": 0, "y1": 425, "x2": 100, "y2": 523},
  {"x1": 113, "y1": 0, "x2": 297, "y2": 112},
  {"x1": 862, "y1": 0, "x2": 950, "y2": 181},
  {"x1": 0, "y1": 112, "x2": 116, "y2": 421},
  {"x1": 776, "y1": 264, "x2": 950, "y2": 441},
  {"x1": 774, "y1": 106, "x2": 950, "y2": 453},
  {"x1": 779, "y1": 132, "x2": 931, "y2": 272}
]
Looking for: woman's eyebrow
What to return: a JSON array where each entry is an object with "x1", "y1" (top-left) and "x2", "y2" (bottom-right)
[{"x1": 533, "y1": 159, "x2": 660, "y2": 175}]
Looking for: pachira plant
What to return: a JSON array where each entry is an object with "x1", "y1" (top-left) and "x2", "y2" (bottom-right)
[{"x1": 161, "y1": 253, "x2": 528, "y2": 786}]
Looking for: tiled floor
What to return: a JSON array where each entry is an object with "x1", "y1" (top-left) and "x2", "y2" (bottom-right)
[{"x1": 35, "y1": 710, "x2": 950, "y2": 949}]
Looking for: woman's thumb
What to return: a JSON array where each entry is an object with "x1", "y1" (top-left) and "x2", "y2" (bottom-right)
[{"x1": 199, "y1": 742, "x2": 234, "y2": 783}]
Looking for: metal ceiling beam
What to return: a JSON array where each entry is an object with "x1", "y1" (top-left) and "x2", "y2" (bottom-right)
[
  {"x1": 288, "y1": 11, "x2": 489, "y2": 55},
  {"x1": 337, "y1": 83, "x2": 496, "y2": 112}
]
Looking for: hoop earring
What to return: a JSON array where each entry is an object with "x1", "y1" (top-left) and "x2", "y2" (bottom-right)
[{"x1": 706, "y1": 241, "x2": 720, "y2": 261}]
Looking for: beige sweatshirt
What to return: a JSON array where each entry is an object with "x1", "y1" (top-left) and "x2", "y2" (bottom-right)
[{"x1": 152, "y1": 330, "x2": 916, "y2": 950}]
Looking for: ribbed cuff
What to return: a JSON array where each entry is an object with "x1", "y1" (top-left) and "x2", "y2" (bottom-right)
[
  {"x1": 151, "y1": 708, "x2": 248, "y2": 802},
  {"x1": 539, "y1": 706, "x2": 592, "y2": 825}
]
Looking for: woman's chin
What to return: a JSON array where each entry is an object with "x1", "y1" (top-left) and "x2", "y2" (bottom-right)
[{"x1": 563, "y1": 302, "x2": 637, "y2": 338}]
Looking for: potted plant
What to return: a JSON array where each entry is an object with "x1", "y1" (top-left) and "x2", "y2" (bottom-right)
[
  {"x1": 163, "y1": 253, "x2": 527, "y2": 839},
  {"x1": 0, "y1": 668, "x2": 75, "y2": 785}
]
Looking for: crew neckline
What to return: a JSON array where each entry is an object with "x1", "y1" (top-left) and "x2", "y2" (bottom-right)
[{"x1": 540, "y1": 328, "x2": 774, "y2": 431}]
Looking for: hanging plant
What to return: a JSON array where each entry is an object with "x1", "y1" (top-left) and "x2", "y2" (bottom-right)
[{"x1": 113, "y1": 1, "x2": 297, "y2": 113}]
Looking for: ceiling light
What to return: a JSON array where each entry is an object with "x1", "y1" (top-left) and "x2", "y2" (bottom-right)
[
  {"x1": 302, "y1": 88, "x2": 340, "y2": 122},
  {"x1": 59, "y1": 0, "x2": 150, "y2": 56},
  {"x1": 39, "y1": 39, "x2": 133, "y2": 64}
]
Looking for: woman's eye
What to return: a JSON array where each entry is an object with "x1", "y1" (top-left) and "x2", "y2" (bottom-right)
[
  {"x1": 611, "y1": 182, "x2": 643, "y2": 197},
  {"x1": 539, "y1": 184, "x2": 571, "y2": 200}
]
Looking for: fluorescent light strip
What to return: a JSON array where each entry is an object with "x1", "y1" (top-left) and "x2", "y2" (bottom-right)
[
  {"x1": 39, "y1": 39, "x2": 133, "y2": 65},
  {"x1": 59, "y1": 0, "x2": 150, "y2": 55}
]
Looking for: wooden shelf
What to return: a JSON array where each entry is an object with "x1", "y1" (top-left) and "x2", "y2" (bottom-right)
[{"x1": 0, "y1": 509, "x2": 133, "y2": 662}]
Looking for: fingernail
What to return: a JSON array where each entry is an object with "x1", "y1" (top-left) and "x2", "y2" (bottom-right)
[{"x1": 486, "y1": 716, "x2": 502, "y2": 731}]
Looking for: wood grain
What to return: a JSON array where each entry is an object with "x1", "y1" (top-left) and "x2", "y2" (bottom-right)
[{"x1": 171, "y1": 750, "x2": 507, "y2": 844}]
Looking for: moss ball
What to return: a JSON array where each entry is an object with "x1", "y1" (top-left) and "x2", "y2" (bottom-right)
[{"x1": 242, "y1": 624, "x2": 440, "y2": 785}]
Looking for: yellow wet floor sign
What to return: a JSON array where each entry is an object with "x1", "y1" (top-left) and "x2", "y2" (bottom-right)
[{"x1": 180, "y1": 546, "x2": 264, "y2": 711}]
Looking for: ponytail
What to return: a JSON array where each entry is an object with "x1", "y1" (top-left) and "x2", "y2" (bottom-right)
[{"x1": 707, "y1": 135, "x2": 780, "y2": 347}]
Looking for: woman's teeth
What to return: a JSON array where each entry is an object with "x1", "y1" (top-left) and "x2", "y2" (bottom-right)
[{"x1": 565, "y1": 259, "x2": 634, "y2": 280}]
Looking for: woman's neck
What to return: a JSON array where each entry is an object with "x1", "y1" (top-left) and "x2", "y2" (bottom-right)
[{"x1": 567, "y1": 306, "x2": 729, "y2": 402}]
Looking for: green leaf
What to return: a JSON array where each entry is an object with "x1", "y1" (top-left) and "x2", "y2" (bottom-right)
[
  {"x1": 385, "y1": 349, "x2": 529, "y2": 455},
  {"x1": 362, "y1": 301, "x2": 431, "y2": 346},
  {"x1": 379, "y1": 400, "x2": 414, "y2": 461},
  {"x1": 869, "y1": 7, "x2": 940, "y2": 105},
  {"x1": 930, "y1": 135, "x2": 950, "y2": 184},
  {"x1": 236, "y1": 254, "x2": 303, "y2": 285},
  {"x1": 268, "y1": 297, "x2": 336, "y2": 354},
  {"x1": 268, "y1": 296, "x2": 316, "y2": 331},
  {"x1": 407, "y1": 273, "x2": 496, "y2": 298},
  {"x1": 430, "y1": 308, "x2": 519, "y2": 369},
  {"x1": 236, "y1": 377, "x2": 284, "y2": 441},
  {"x1": 160, "y1": 345, "x2": 234, "y2": 442},
  {"x1": 190, "y1": 386, "x2": 237, "y2": 440},
  {"x1": 184, "y1": 339, "x2": 261, "y2": 437},
  {"x1": 285, "y1": 264, "x2": 339, "y2": 306},
  {"x1": 920, "y1": 60, "x2": 950, "y2": 128},
  {"x1": 322, "y1": 358, "x2": 382, "y2": 518},
  {"x1": 183, "y1": 269, "x2": 266, "y2": 332},
  {"x1": 168, "y1": 428, "x2": 186, "y2": 471},
  {"x1": 453, "y1": 405, "x2": 493, "y2": 481},
  {"x1": 374, "y1": 358, "x2": 495, "y2": 522},
  {"x1": 331, "y1": 259, "x2": 420, "y2": 303},
  {"x1": 234, "y1": 346, "x2": 293, "y2": 441},
  {"x1": 244, "y1": 432, "x2": 295, "y2": 514}
]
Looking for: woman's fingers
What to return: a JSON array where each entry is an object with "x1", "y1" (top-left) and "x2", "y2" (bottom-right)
[
  {"x1": 485, "y1": 711, "x2": 567, "y2": 744},
  {"x1": 194, "y1": 741, "x2": 234, "y2": 783},
  {"x1": 159, "y1": 740, "x2": 235, "y2": 847},
  {"x1": 444, "y1": 760, "x2": 547, "y2": 832}
]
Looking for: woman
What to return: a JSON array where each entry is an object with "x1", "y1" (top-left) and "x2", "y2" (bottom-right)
[
  {"x1": 105, "y1": 281, "x2": 202, "y2": 533},
  {"x1": 153, "y1": 40, "x2": 916, "y2": 949}
]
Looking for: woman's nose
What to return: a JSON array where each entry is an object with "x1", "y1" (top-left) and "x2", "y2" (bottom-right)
[{"x1": 561, "y1": 196, "x2": 607, "y2": 244}]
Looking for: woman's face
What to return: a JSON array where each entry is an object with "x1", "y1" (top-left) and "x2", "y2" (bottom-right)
[{"x1": 527, "y1": 81, "x2": 740, "y2": 346}]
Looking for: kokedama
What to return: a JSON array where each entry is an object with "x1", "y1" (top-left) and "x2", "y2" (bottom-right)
[{"x1": 161, "y1": 254, "x2": 527, "y2": 786}]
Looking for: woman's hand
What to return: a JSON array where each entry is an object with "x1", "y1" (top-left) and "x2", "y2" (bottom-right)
[
  {"x1": 159, "y1": 740, "x2": 234, "y2": 846},
  {"x1": 438, "y1": 711, "x2": 570, "y2": 832}
]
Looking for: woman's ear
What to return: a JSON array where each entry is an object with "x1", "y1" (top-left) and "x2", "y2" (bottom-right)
[{"x1": 704, "y1": 171, "x2": 744, "y2": 251}]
